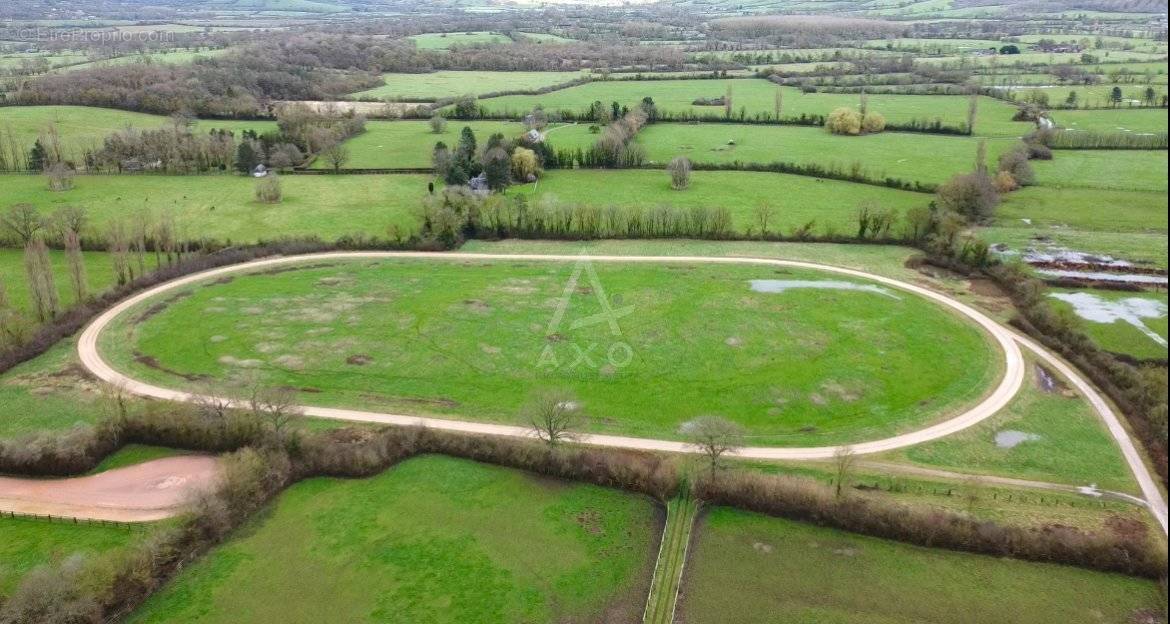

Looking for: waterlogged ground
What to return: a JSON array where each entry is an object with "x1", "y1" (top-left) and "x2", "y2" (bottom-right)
[{"x1": 101, "y1": 257, "x2": 1000, "y2": 445}]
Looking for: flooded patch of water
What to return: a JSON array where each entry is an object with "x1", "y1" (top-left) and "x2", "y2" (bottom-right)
[
  {"x1": 1038, "y1": 269, "x2": 1168, "y2": 286},
  {"x1": 1049, "y1": 292, "x2": 1168, "y2": 347},
  {"x1": 995, "y1": 430, "x2": 1041, "y2": 449},
  {"x1": 748, "y1": 279, "x2": 900, "y2": 299}
]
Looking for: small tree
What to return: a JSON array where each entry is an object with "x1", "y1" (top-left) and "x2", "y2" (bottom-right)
[
  {"x1": 323, "y1": 143, "x2": 349, "y2": 173},
  {"x1": 45, "y1": 162, "x2": 74, "y2": 192},
  {"x1": 511, "y1": 147, "x2": 540, "y2": 182},
  {"x1": 429, "y1": 113, "x2": 448, "y2": 134},
  {"x1": 1109, "y1": 86, "x2": 1123, "y2": 107},
  {"x1": 249, "y1": 385, "x2": 302, "y2": 438},
  {"x1": 936, "y1": 172, "x2": 999, "y2": 222},
  {"x1": 254, "y1": 173, "x2": 282, "y2": 203},
  {"x1": 667, "y1": 156, "x2": 691, "y2": 190},
  {"x1": 966, "y1": 93, "x2": 979, "y2": 133},
  {"x1": 2, "y1": 203, "x2": 45, "y2": 245},
  {"x1": 686, "y1": 416, "x2": 745, "y2": 472},
  {"x1": 525, "y1": 389, "x2": 585, "y2": 446},
  {"x1": 754, "y1": 202, "x2": 776, "y2": 238},
  {"x1": 833, "y1": 445, "x2": 856, "y2": 499}
]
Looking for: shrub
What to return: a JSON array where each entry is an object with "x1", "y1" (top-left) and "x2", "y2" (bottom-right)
[
  {"x1": 998, "y1": 147, "x2": 1035, "y2": 186},
  {"x1": 825, "y1": 107, "x2": 862, "y2": 135},
  {"x1": 428, "y1": 113, "x2": 447, "y2": 134},
  {"x1": 861, "y1": 111, "x2": 886, "y2": 133},
  {"x1": 254, "y1": 174, "x2": 282, "y2": 203},
  {"x1": 993, "y1": 170, "x2": 1019, "y2": 193},
  {"x1": 936, "y1": 172, "x2": 999, "y2": 222},
  {"x1": 667, "y1": 156, "x2": 692, "y2": 190}
]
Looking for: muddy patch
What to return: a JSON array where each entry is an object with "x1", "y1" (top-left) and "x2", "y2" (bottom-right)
[
  {"x1": 135, "y1": 290, "x2": 193, "y2": 324},
  {"x1": 575, "y1": 509, "x2": 604, "y2": 535},
  {"x1": 359, "y1": 393, "x2": 460, "y2": 409},
  {"x1": 346, "y1": 354, "x2": 373, "y2": 366},
  {"x1": 995, "y1": 430, "x2": 1041, "y2": 449},
  {"x1": 752, "y1": 541, "x2": 774, "y2": 554},
  {"x1": 1034, "y1": 363, "x2": 1073, "y2": 395},
  {"x1": 749, "y1": 279, "x2": 900, "y2": 300},
  {"x1": 134, "y1": 351, "x2": 209, "y2": 381},
  {"x1": 254, "y1": 262, "x2": 338, "y2": 277}
]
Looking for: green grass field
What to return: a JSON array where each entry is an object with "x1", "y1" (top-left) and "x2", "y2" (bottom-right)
[
  {"x1": 513, "y1": 169, "x2": 932, "y2": 235},
  {"x1": 679, "y1": 508, "x2": 1164, "y2": 624},
  {"x1": 0, "y1": 340, "x2": 111, "y2": 437},
  {"x1": 1047, "y1": 288, "x2": 1168, "y2": 360},
  {"x1": 311, "y1": 120, "x2": 527, "y2": 168},
  {"x1": 1048, "y1": 107, "x2": 1169, "y2": 133},
  {"x1": 636, "y1": 123, "x2": 1016, "y2": 185},
  {"x1": 101, "y1": 256, "x2": 999, "y2": 446},
  {"x1": 0, "y1": 105, "x2": 276, "y2": 164},
  {"x1": 997, "y1": 186, "x2": 1167, "y2": 234},
  {"x1": 409, "y1": 31, "x2": 511, "y2": 50},
  {"x1": 894, "y1": 356, "x2": 1136, "y2": 492},
  {"x1": 125, "y1": 455, "x2": 660, "y2": 623},
  {"x1": 978, "y1": 226, "x2": 1168, "y2": 269},
  {"x1": 469, "y1": 81, "x2": 1031, "y2": 137},
  {"x1": 348, "y1": 71, "x2": 587, "y2": 100},
  {"x1": 0, "y1": 248, "x2": 118, "y2": 315},
  {"x1": 0, "y1": 516, "x2": 137, "y2": 599},
  {"x1": 1032, "y1": 149, "x2": 1168, "y2": 192},
  {"x1": 0, "y1": 173, "x2": 428, "y2": 244}
]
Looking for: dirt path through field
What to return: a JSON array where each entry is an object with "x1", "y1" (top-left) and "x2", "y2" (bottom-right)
[{"x1": 0, "y1": 456, "x2": 219, "y2": 522}]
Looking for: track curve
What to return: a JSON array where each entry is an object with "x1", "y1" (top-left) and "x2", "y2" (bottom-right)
[{"x1": 73, "y1": 251, "x2": 1170, "y2": 532}]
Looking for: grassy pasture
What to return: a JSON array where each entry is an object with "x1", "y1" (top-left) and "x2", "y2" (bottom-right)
[
  {"x1": 997, "y1": 84, "x2": 1168, "y2": 108},
  {"x1": 0, "y1": 340, "x2": 110, "y2": 437},
  {"x1": 0, "y1": 516, "x2": 137, "y2": 599},
  {"x1": 409, "y1": 31, "x2": 510, "y2": 50},
  {"x1": 896, "y1": 356, "x2": 1136, "y2": 492},
  {"x1": 348, "y1": 70, "x2": 587, "y2": 100},
  {"x1": 470, "y1": 81, "x2": 1030, "y2": 137},
  {"x1": 636, "y1": 123, "x2": 1016, "y2": 185},
  {"x1": 0, "y1": 173, "x2": 428, "y2": 244},
  {"x1": 678, "y1": 508, "x2": 1164, "y2": 624},
  {"x1": 0, "y1": 105, "x2": 276, "y2": 164},
  {"x1": 311, "y1": 120, "x2": 527, "y2": 168},
  {"x1": 0, "y1": 248, "x2": 118, "y2": 316},
  {"x1": 125, "y1": 455, "x2": 660, "y2": 623},
  {"x1": 104, "y1": 257, "x2": 999, "y2": 446},
  {"x1": 1032, "y1": 149, "x2": 1168, "y2": 192},
  {"x1": 978, "y1": 226, "x2": 1168, "y2": 269},
  {"x1": 996, "y1": 186, "x2": 1167, "y2": 234},
  {"x1": 1048, "y1": 107, "x2": 1169, "y2": 133},
  {"x1": 513, "y1": 169, "x2": 931, "y2": 235}
]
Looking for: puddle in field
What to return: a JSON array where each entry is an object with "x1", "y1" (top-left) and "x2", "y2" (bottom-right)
[
  {"x1": 1038, "y1": 269, "x2": 1169, "y2": 286},
  {"x1": 995, "y1": 430, "x2": 1041, "y2": 449},
  {"x1": 748, "y1": 280, "x2": 900, "y2": 299},
  {"x1": 1048, "y1": 292, "x2": 1168, "y2": 347}
]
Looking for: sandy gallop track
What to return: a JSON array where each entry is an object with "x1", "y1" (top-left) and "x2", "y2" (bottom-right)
[
  {"x1": 0, "y1": 456, "x2": 219, "y2": 522},
  {"x1": 74, "y1": 251, "x2": 1168, "y2": 533}
]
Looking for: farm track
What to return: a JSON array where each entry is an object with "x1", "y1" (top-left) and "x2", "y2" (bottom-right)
[
  {"x1": 642, "y1": 489, "x2": 699, "y2": 624},
  {"x1": 69, "y1": 251, "x2": 1168, "y2": 533}
]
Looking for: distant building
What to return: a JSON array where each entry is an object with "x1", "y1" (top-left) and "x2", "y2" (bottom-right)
[
  {"x1": 468, "y1": 172, "x2": 490, "y2": 194},
  {"x1": 524, "y1": 128, "x2": 543, "y2": 143},
  {"x1": 252, "y1": 164, "x2": 268, "y2": 178}
]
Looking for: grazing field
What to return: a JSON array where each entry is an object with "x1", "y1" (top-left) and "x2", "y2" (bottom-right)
[
  {"x1": 0, "y1": 516, "x2": 136, "y2": 598},
  {"x1": 0, "y1": 173, "x2": 428, "y2": 243},
  {"x1": 978, "y1": 226, "x2": 1168, "y2": 269},
  {"x1": 409, "y1": 31, "x2": 511, "y2": 50},
  {"x1": 102, "y1": 257, "x2": 1000, "y2": 446},
  {"x1": 311, "y1": 120, "x2": 527, "y2": 168},
  {"x1": 636, "y1": 123, "x2": 1016, "y2": 185},
  {"x1": 348, "y1": 70, "x2": 587, "y2": 100},
  {"x1": 996, "y1": 84, "x2": 1168, "y2": 108},
  {"x1": 678, "y1": 508, "x2": 1164, "y2": 624},
  {"x1": 1046, "y1": 288, "x2": 1168, "y2": 361},
  {"x1": 1031, "y1": 149, "x2": 1169, "y2": 192},
  {"x1": 0, "y1": 340, "x2": 110, "y2": 437},
  {"x1": 1049, "y1": 107, "x2": 1170, "y2": 133},
  {"x1": 0, "y1": 105, "x2": 277, "y2": 164},
  {"x1": 513, "y1": 169, "x2": 932, "y2": 235},
  {"x1": 0, "y1": 248, "x2": 118, "y2": 315},
  {"x1": 125, "y1": 455, "x2": 660, "y2": 624},
  {"x1": 896, "y1": 357, "x2": 1137, "y2": 492},
  {"x1": 471, "y1": 80, "x2": 1031, "y2": 136},
  {"x1": 996, "y1": 186, "x2": 1167, "y2": 234}
]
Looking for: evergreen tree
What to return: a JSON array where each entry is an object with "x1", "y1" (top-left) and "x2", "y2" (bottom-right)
[
  {"x1": 235, "y1": 141, "x2": 259, "y2": 175},
  {"x1": 28, "y1": 140, "x2": 46, "y2": 172}
]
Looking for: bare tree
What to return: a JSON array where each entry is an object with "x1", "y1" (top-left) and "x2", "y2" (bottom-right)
[
  {"x1": 249, "y1": 385, "x2": 303, "y2": 437},
  {"x1": 107, "y1": 220, "x2": 131, "y2": 286},
  {"x1": 23, "y1": 238, "x2": 59, "y2": 322},
  {"x1": 833, "y1": 446, "x2": 857, "y2": 499},
  {"x1": 686, "y1": 415, "x2": 745, "y2": 472},
  {"x1": 667, "y1": 156, "x2": 691, "y2": 190},
  {"x1": 2, "y1": 204, "x2": 45, "y2": 245},
  {"x1": 773, "y1": 86, "x2": 783, "y2": 120},
  {"x1": 194, "y1": 386, "x2": 234, "y2": 421},
  {"x1": 966, "y1": 93, "x2": 979, "y2": 134},
  {"x1": 429, "y1": 113, "x2": 448, "y2": 134},
  {"x1": 44, "y1": 162, "x2": 74, "y2": 192},
  {"x1": 525, "y1": 389, "x2": 586, "y2": 446},
  {"x1": 754, "y1": 202, "x2": 776, "y2": 238},
  {"x1": 63, "y1": 228, "x2": 87, "y2": 304}
]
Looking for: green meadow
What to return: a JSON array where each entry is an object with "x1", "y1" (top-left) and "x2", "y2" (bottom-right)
[
  {"x1": 101, "y1": 257, "x2": 1000, "y2": 446},
  {"x1": 126, "y1": 455, "x2": 660, "y2": 624},
  {"x1": 349, "y1": 70, "x2": 587, "y2": 100}
]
